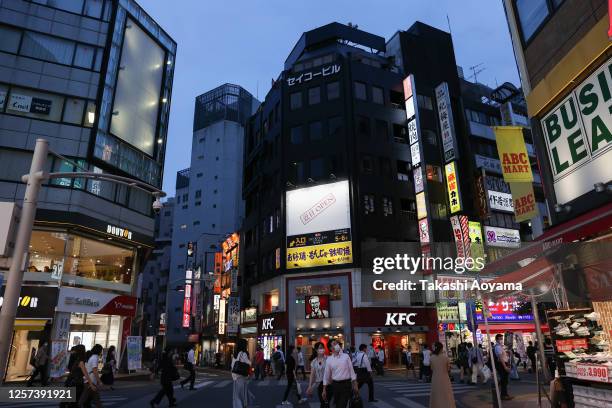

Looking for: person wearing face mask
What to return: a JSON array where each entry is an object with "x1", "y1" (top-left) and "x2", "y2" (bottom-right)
[
  {"x1": 322, "y1": 340, "x2": 358, "y2": 408},
  {"x1": 307, "y1": 343, "x2": 330, "y2": 408}
]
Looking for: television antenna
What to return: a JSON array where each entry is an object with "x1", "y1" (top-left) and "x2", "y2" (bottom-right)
[{"x1": 469, "y1": 63, "x2": 486, "y2": 84}]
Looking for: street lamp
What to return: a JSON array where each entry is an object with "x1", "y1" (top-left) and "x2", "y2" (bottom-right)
[{"x1": 0, "y1": 139, "x2": 166, "y2": 382}]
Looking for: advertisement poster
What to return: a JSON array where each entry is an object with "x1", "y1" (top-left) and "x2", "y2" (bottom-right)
[
  {"x1": 445, "y1": 161, "x2": 462, "y2": 213},
  {"x1": 50, "y1": 341, "x2": 68, "y2": 378},
  {"x1": 484, "y1": 226, "x2": 521, "y2": 248},
  {"x1": 227, "y1": 296, "x2": 240, "y2": 334},
  {"x1": 487, "y1": 190, "x2": 514, "y2": 213},
  {"x1": 493, "y1": 126, "x2": 533, "y2": 183},
  {"x1": 286, "y1": 181, "x2": 352, "y2": 269},
  {"x1": 305, "y1": 295, "x2": 330, "y2": 319},
  {"x1": 126, "y1": 336, "x2": 142, "y2": 370},
  {"x1": 468, "y1": 221, "x2": 485, "y2": 270},
  {"x1": 510, "y1": 182, "x2": 539, "y2": 222}
]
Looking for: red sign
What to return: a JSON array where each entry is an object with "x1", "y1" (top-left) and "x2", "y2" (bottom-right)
[
  {"x1": 556, "y1": 338, "x2": 588, "y2": 353},
  {"x1": 183, "y1": 298, "x2": 191, "y2": 314},
  {"x1": 96, "y1": 295, "x2": 137, "y2": 316},
  {"x1": 182, "y1": 313, "x2": 190, "y2": 328},
  {"x1": 575, "y1": 363, "x2": 610, "y2": 383}
]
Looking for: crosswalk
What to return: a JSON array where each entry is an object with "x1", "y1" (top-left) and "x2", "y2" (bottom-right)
[{"x1": 372, "y1": 381, "x2": 476, "y2": 408}]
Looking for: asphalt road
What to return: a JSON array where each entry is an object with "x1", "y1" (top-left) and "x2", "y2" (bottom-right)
[{"x1": 0, "y1": 370, "x2": 541, "y2": 408}]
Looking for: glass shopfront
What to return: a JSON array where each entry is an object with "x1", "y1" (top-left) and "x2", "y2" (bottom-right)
[
  {"x1": 27, "y1": 230, "x2": 135, "y2": 292},
  {"x1": 370, "y1": 332, "x2": 427, "y2": 368},
  {"x1": 68, "y1": 313, "x2": 121, "y2": 350}
]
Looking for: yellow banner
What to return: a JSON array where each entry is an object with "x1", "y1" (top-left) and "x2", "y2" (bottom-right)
[
  {"x1": 416, "y1": 192, "x2": 427, "y2": 220},
  {"x1": 445, "y1": 161, "x2": 462, "y2": 214},
  {"x1": 493, "y1": 126, "x2": 533, "y2": 182},
  {"x1": 287, "y1": 241, "x2": 353, "y2": 269},
  {"x1": 468, "y1": 221, "x2": 484, "y2": 271},
  {"x1": 510, "y1": 182, "x2": 539, "y2": 222}
]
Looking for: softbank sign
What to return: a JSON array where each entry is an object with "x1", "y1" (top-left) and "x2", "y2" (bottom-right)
[{"x1": 385, "y1": 313, "x2": 416, "y2": 326}]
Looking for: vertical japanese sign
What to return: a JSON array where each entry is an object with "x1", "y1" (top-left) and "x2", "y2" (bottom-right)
[
  {"x1": 435, "y1": 82, "x2": 459, "y2": 162},
  {"x1": 416, "y1": 192, "x2": 427, "y2": 220},
  {"x1": 126, "y1": 336, "x2": 142, "y2": 370},
  {"x1": 450, "y1": 215, "x2": 470, "y2": 262},
  {"x1": 182, "y1": 269, "x2": 192, "y2": 328},
  {"x1": 493, "y1": 126, "x2": 533, "y2": 182},
  {"x1": 418, "y1": 218, "x2": 430, "y2": 244},
  {"x1": 510, "y1": 182, "x2": 539, "y2": 222},
  {"x1": 227, "y1": 297, "x2": 240, "y2": 334},
  {"x1": 445, "y1": 161, "x2": 462, "y2": 214},
  {"x1": 218, "y1": 298, "x2": 226, "y2": 335}
]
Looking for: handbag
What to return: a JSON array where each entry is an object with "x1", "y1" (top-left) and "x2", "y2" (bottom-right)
[
  {"x1": 349, "y1": 394, "x2": 363, "y2": 408},
  {"x1": 481, "y1": 365, "x2": 491, "y2": 382},
  {"x1": 232, "y1": 352, "x2": 250, "y2": 377},
  {"x1": 355, "y1": 354, "x2": 370, "y2": 383}
]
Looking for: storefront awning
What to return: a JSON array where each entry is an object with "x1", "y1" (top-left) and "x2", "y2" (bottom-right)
[
  {"x1": 483, "y1": 201, "x2": 612, "y2": 274},
  {"x1": 486, "y1": 257, "x2": 557, "y2": 299},
  {"x1": 14, "y1": 319, "x2": 49, "y2": 331}
]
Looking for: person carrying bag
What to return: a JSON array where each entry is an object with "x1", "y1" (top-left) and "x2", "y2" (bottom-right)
[{"x1": 232, "y1": 339, "x2": 252, "y2": 408}]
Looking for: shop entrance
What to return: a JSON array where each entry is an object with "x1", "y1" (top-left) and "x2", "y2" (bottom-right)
[
  {"x1": 6, "y1": 330, "x2": 43, "y2": 382},
  {"x1": 68, "y1": 313, "x2": 121, "y2": 350},
  {"x1": 371, "y1": 332, "x2": 427, "y2": 368}
]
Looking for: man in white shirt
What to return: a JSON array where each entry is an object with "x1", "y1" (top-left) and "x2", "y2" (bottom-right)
[
  {"x1": 180, "y1": 345, "x2": 196, "y2": 390},
  {"x1": 322, "y1": 340, "x2": 358, "y2": 408},
  {"x1": 374, "y1": 346, "x2": 385, "y2": 376},
  {"x1": 494, "y1": 334, "x2": 513, "y2": 400},
  {"x1": 296, "y1": 347, "x2": 306, "y2": 380},
  {"x1": 421, "y1": 344, "x2": 432, "y2": 382},
  {"x1": 355, "y1": 344, "x2": 377, "y2": 402}
]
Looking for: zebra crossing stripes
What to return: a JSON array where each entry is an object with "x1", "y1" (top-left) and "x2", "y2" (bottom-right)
[{"x1": 380, "y1": 381, "x2": 474, "y2": 397}]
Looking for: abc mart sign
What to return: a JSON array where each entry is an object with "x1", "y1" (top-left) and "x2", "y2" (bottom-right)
[{"x1": 541, "y1": 56, "x2": 612, "y2": 204}]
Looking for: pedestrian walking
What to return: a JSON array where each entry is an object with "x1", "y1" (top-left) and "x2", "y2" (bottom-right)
[
  {"x1": 375, "y1": 346, "x2": 385, "y2": 376},
  {"x1": 27, "y1": 341, "x2": 49, "y2": 386},
  {"x1": 254, "y1": 346, "x2": 265, "y2": 380},
  {"x1": 322, "y1": 340, "x2": 358, "y2": 408},
  {"x1": 296, "y1": 347, "x2": 306, "y2": 381},
  {"x1": 150, "y1": 346, "x2": 179, "y2": 407},
  {"x1": 101, "y1": 346, "x2": 116, "y2": 390},
  {"x1": 61, "y1": 345, "x2": 87, "y2": 408},
  {"x1": 404, "y1": 346, "x2": 417, "y2": 379},
  {"x1": 180, "y1": 345, "x2": 196, "y2": 390},
  {"x1": 306, "y1": 342, "x2": 330, "y2": 408},
  {"x1": 79, "y1": 344, "x2": 103, "y2": 408},
  {"x1": 494, "y1": 334, "x2": 513, "y2": 400},
  {"x1": 273, "y1": 345, "x2": 285, "y2": 380},
  {"x1": 428, "y1": 342, "x2": 456, "y2": 408},
  {"x1": 468, "y1": 343, "x2": 484, "y2": 384},
  {"x1": 457, "y1": 342, "x2": 469, "y2": 383},
  {"x1": 355, "y1": 344, "x2": 377, "y2": 402},
  {"x1": 526, "y1": 341, "x2": 537, "y2": 373},
  {"x1": 231, "y1": 338, "x2": 251, "y2": 408},
  {"x1": 421, "y1": 344, "x2": 432, "y2": 382},
  {"x1": 281, "y1": 345, "x2": 306, "y2": 405}
]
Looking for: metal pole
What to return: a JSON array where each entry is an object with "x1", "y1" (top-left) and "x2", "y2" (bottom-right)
[
  {"x1": 530, "y1": 293, "x2": 550, "y2": 382},
  {"x1": 0, "y1": 139, "x2": 48, "y2": 382},
  {"x1": 480, "y1": 291, "x2": 502, "y2": 408}
]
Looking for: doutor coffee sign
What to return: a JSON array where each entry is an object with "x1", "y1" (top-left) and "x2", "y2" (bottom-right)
[{"x1": 0, "y1": 286, "x2": 58, "y2": 318}]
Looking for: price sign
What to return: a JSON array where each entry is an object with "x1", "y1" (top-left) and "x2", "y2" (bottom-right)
[
  {"x1": 575, "y1": 363, "x2": 610, "y2": 383},
  {"x1": 555, "y1": 338, "x2": 587, "y2": 353}
]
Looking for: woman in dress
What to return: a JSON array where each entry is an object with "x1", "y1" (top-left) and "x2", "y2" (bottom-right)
[{"x1": 429, "y1": 342, "x2": 456, "y2": 408}]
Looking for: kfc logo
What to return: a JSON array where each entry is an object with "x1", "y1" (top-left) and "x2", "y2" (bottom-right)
[
  {"x1": 261, "y1": 317, "x2": 275, "y2": 330},
  {"x1": 385, "y1": 313, "x2": 416, "y2": 326}
]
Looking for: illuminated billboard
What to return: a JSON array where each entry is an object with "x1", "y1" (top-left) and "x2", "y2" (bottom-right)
[
  {"x1": 286, "y1": 181, "x2": 352, "y2": 269},
  {"x1": 305, "y1": 295, "x2": 330, "y2": 319}
]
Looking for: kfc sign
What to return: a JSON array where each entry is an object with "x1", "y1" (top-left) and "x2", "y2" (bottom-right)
[
  {"x1": 385, "y1": 313, "x2": 417, "y2": 326},
  {"x1": 261, "y1": 317, "x2": 275, "y2": 331}
]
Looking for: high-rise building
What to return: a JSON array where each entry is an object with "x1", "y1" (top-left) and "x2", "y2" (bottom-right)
[
  {"x1": 166, "y1": 84, "x2": 258, "y2": 346},
  {"x1": 0, "y1": 0, "x2": 175, "y2": 381}
]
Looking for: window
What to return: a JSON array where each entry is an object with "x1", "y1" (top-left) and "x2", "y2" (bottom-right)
[
  {"x1": 327, "y1": 81, "x2": 340, "y2": 100},
  {"x1": 63, "y1": 98, "x2": 85, "y2": 124},
  {"x1": 290, "y1": 92, "x2": 302, "y2": 110},
  {"x1": 6, "y1": 87, "x2": 64, "y2": 122},
  {"x1": 33, "y1": 0, "x2": 84, "y2": 14},
  {"x1": 74, "y1": 44, "x2": 95, "y2": 69},
  {"x1": 328, "y1": 116, "x2": 343, "y2": 137},
  {"x1": 382, "y1": 197, "x2": 393, "y2": 217},
  {"x1": 182, "y1": 193, "x2": 188, "y2": 202},
  {"x1": 417, "y1": 94, "x2": 433, "y2": 110},
  {"x1": 84, "y1": 0, "x2": 103, "y2": 18},
  {"x1": 515, "y1": 0, "x2": 549, "y2": 41},
  {"x1": 422, "y1": 129, "x2": 437, "y2": 146},
  {"x1": 309, "y1": 121, "x2": 323, "y2": 141},
  {"x1": 426, "y1": 165, "x2": 443, "y2": 182},
  {"x1": 431, "y1": 203, "x2": 448, "y2": 220},
  {"x1": 390, "y1": 90, "x2": 404, "y2": 107},
  {"x1": 310, "y1": 158, "x2": 325, "y2": 179},
  {"x1": 195, "y1": 190, "x2": 202, "y2": 198},
  {"x1": 363, "y1": 194, "x2": 375, "y2": 215},
  {"x1": 290, "y1": 126, "x2": 303, "y2": 144},
  {"x1": 308, "y1": 87, "x2": 321, "y2": 105},
  {"x1": 356, "y1": 116, "x2": 370, "y2": 138},
  {"x1": 397, "y1": 160, "x2": 410, "y2": 181},
  {"x1": 193, "y1": 220, "x2": 200, "y2": 226},
  {"x1": 354, "y1": 82, "x2": 367, "y2": 100},
  {"x1": 84, "y1": 102, "x2": 96, "y2": 127},
  {"x1": 401, "y1": 199, "x2": 416, "y2": 215},
  {"x1": 372, "y1": 86, "x2": 384, "y2": 104},
  {"x1": 393, "y1": 124, "x2": 408, "y2": 144},
  {"x1": 20, "y1": 32, "x2": 74, "y2": 65},
  {"x1": 93, "y1": 48, "x2": 103, "y2": 71},
  {"x1": 196, "y1": 173, "x2": 203, "y2": 178},
  {"x1": 361, "y1": 155, "x2": 374, "y2": 174},
  {"x1": 289, "y1": 161, "x2": 305, "y2": 184},
  {"x1": 379, "y1": 158, "x2": 392, "y2": 179},
  {"x1": 375, "y1": 120, "x2": 388, "y2": 140},
  {"x1": 0, "y1": 26, "x2": 21, "y2": 53}
]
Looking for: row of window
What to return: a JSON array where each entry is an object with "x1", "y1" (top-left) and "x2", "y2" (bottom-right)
[
  {"x1": 290, "y1": 81, "x2": 339, "y2": 110},
  {"x1": 354, "y1": 81, "x2": 406, "y2": 107},
  {"x1": 288, "y1": 156, "x2": 342, "y2": 184},
  {"x1": 29, "y1": 0, "x2": 112, "y2": 21},
  {"x1": 361, "y1": 156, "x2": 411, "y2": 181},
  {"x1": 514, "y1": 0, "x2": 565, "y2": 42},
  {"x1": 0, "y1": 24, "x2": 105, "y2": 71},
  {"x1": 0, "y1": 83, "x2": 96, "y2": 127},
  {"x1": 363, "y1": 194, "x2": 417, "y2": 218},
  {"x1": 465, "y1": 109, "x2": 501, "y2": 127}
]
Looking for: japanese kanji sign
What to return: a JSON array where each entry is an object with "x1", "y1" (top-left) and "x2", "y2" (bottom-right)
[
  {"x1": 435, "y1": 82, "x2": 458, "y2": 162},
  {"x1": 445, "y1": 161, "x2": 462, "y2": 214},
  {"x1": 286, "y1": 64, "x2": 341, "y2": 86}
]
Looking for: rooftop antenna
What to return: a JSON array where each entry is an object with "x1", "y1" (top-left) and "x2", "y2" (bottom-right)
[
  {"x1": 256, "y1": 80, "x2": 259, "y2": 100},
  {"x1": 446, "y1": 14, "x2": 452, "y2": 36},
  {"x1": 469, "y1": 63, "x2": 486, "y2": 84}
]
